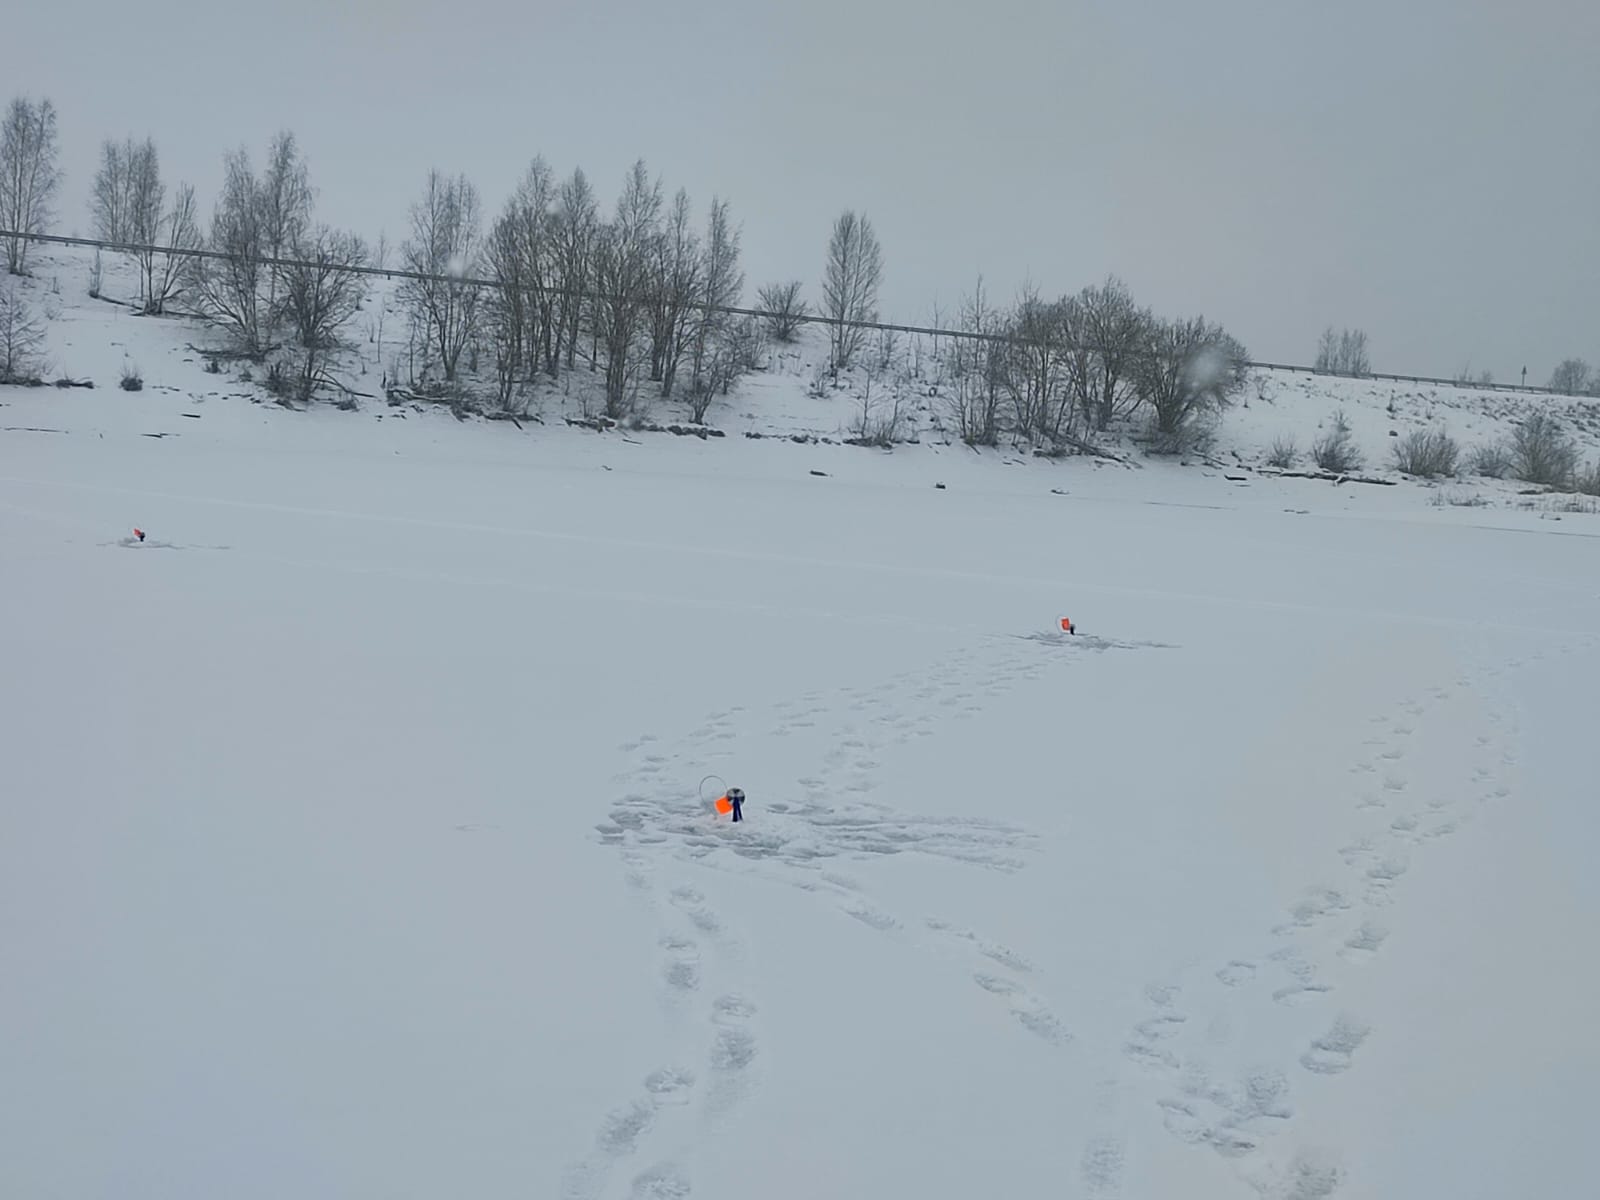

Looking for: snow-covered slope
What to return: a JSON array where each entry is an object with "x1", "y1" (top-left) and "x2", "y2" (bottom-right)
[
  {"x1": 4, "y1": 244, "x2": 1599, "y2": 1200},
  {"x1": 7, "y1": 241, "x2": 1600, "y2": 504}
]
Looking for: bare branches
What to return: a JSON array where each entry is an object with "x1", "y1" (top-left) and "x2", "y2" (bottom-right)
[
  {"x1": 401, "y1": 169, "x2": 483, "y2": 383},
  {"x1": 1075, "y1": 277, "x2": 1149, "y2": 430},
  {"x1": 823, "y1": 211, "x2": 883, "y2": 371},
  {"x1": 944, "y1": 277, "x2": 1002, "y2": 446},
  {"x1": 149, "y1": 183, "x2": 202, "y2": 315},
  {"x1": 591, "y1": 159, "x2": 663, "y2": 417},
  {"x1": 757, "y1": 280, "x2": 806, "y2": 343},
  {"x1": 259, "y1": 131, "x2": 313, "y2": 313},
  {"x1": 195, "y1": 147, "x2": 268, "y2": 354},
  {"x1": 1136, "y1": 316, "x2": 1251, "y2": 448},
  {"x1": 1311, "y1": 409, "x2": 1363, "y2": 472},
  {"x1": 1510, "y1": 411, "x2": 1579, "y2": 487},
  {"x1": 648, "y1": 187, "x2": 701, "y2": 398},
  {"x1": 1549, "y1": 358, "x2": 1592, "y2": 396},
  {"x1": 1315, "y1": 327, "x2": 1372, "y2": 377},
  {"x1": 0, "y1": 281, "x2": 46, "y2": 382},
  {"x1": 281, "y1": 226, "x2": 368, "y2": 399},
  {"x1": 90, "y1": 139, "x2": 133, "y2": 244},
  {"x1": 687, "y1": 196, "x2": 744, "y2": 407},
  {"x1": 552, "y1": 167, "x2": 597, "y2": 373},
  {"x1": 0, "y1": 97, "x2": 61, "y2": 275}
]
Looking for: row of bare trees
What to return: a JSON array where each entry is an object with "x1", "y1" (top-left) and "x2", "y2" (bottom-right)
[
  {"x1": 89, "y1": 137, "x2": 202, "y2": 314},
  {"x1": 1315, "y1": 327, "x2": 1371, "y2": 377},
  {"x1": 93, "y1": 130, "x2": 371, "y2": 400},
  {"x1": 401, "y1": 156, "x2": 754, "y2": 420},
  {"x1": 941, "y1": 277, "x2": 1249, "y2": 450}
]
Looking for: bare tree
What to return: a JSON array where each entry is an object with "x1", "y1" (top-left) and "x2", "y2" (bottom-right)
[
  {"x1": 0, "y1": 97, "x2": 61, "y2": 275},
  {"x1": 369, "y1": 231, "x2": 389, "y2": 373},
  {"x1": 1136, "y1": 316, "x2": 1250, "y2": 447},
  {"x1": 258, "y1": 131, "x2": 313, "y2": 315},
  {"x1": 123, "y1": 140, "x2": 173, "y2": 313},
  {"x1": 401, "y1": 170, "x2": 482, "y2": 384},
  {"x1": 687, "y1": 196, "x2": 744, "y2": 405},
  {"x1": 822, "y1": 210, "x2": 883, "y2": 371},
  {"x1": 995, "y1": 291, "x2": 1074, "y2": 444},
  {"x1": 280, "y1": 226, "x2": 368, "y2": 400},
  {"x1": 648, "y1": 187, "x2": 701, "y2": 397},
  {"x1": 552, "y1": 167, "x2": 598, "y2": 372},
  {"x1": 508, "y1": 158, "x2": 558, "y2": 377},
  {"x1": 1549, "y1": 358, "x2": 1592, "y2": 396},
  {"x1": 944, "y1": 277, "x2": 1002, "y2": 446},
  {"x1": 195, "y1": 148, "x2": 269, "y2": 355},
  {"x1": 1075, "y1": 277, "x2": 1149, "y2": 431},
  {"x1": 484, "y1": 202, "x2": 528, "y2": 408},
  {"x1": 0, "y1": 281, "x2": 46, "y2": 382},
  {"x1": 1345, "y1": 330, "x2": 1372, "y2": 376},
  {"x1": 147, "y1": 183, "x2": 202, "y2": 315},
  {"x1": 851, "y1": 329, "x2": 909, "y2": 445},
  {"x1": 89, "y1": 138, "x2": 133, "y2": 243},
  {"x1": 757, "y1": 280, "x2": 807, "y2": 342},
  {"x1": 689, "y1": 315, "x2": 760, "y2": 422},
  {"x1": 591, "y1": 160, "x2": 663, "y2": 417}
]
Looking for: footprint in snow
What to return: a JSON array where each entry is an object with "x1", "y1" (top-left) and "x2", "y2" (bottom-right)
[
  {"x1": 705, "y1": 994, "x2": 758, "y2": 1119},
  {"x1": 1216, "y1": 960, "x2": 1257, "y2": 987},
  {"x1": 629, "y1": 1164, "x2": 692, "y2": 1198},
  {"x1": 1338, "y1": 922, "x2": 1388, "y2": 963},
  {"x1": 668, "y1": 886, "x2": 720, "y2": 936},
  {"x1": 1271, "y1": 983, "x2": 1333, "y2": 1007},
  {"x1": 973, "y1": 973, "x2": 1021, "y2": 996},
  {"x1": 1300, "y1": 1015, "x2": 1370, "y2": 1075},
  {"x1": 660, "y1": 936, "x2": 700, "y2": 993},
  {"x1": 643, "y1": 1067, "x2": 696, "y2": 1106},
  {"x1": 842, "y1": 904, "x2": 899, "y2": 932},
  {"x1": 711, "y1": 994, "x2": 757, "y2": 1024},
  {"x1": 1012, "y1": 1005, "x2": 1071, "y2": 1045},
  {"x1": 596, "y1": 1100, "x2": 655, "y2": 1155},
  {"x1": 1080, "y1": 1135, "x2": 1125, "y2": 1198},
  {"x1": 1135, "y1": 1013, "x2": 1188, "y2": 1041}
]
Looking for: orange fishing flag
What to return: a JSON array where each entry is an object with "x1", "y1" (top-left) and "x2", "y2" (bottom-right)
[
  {"x1": 1060, "y1": 616, "x2": 1075, "y2": 634},
  {"x1": 714, "y1": 794, "x2": 733, "y2": 815}
]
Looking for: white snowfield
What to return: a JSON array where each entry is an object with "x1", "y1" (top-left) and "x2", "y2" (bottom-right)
[{"x1": 3, "y1": 249, "x2": 1599, "y2": 1199}]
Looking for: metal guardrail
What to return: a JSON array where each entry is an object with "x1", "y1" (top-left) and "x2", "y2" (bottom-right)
[
  {"x1": 1, "y1": 228, "x2": 1583, "y2": 397},
  {"x1": 1250, "y1": 359, "x2": 1561, "y2": 396}
]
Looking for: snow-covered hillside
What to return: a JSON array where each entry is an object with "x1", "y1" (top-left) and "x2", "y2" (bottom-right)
[
  {"x1": 4, "y1": 243, "x2": 1599, "y2": 1200},
  {"x1": 5, "y1": 242, "x2": 1600, "y2": 512}
]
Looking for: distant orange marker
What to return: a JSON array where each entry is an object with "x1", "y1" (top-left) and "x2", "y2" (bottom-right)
[
  {"x1": 1059, "y1": 617, "x2": 1076, "y2": 635},
  {"x1": 133, "y1": 528, "x2": 146, "y2": 542},
  {"x1": 714, "y1": 794, "x2": 733, "y2": 815}
]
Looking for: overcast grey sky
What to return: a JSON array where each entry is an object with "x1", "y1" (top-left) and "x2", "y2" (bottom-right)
[{"x1": 9, "y1": 0, "x2": 1597, "y2": 381}]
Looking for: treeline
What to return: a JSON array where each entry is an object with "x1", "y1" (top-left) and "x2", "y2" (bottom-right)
[
  {"x1": 935, "y1": 277, "x2": 1250, "y2": 452},
  {"x1": 458, "y1": 157, "x2": 758, "y2": 419}
]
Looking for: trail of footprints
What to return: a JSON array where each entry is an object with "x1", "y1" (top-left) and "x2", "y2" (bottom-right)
[
  {"x1": 1116, "y1": 659, "x2": 1532, "y2": 1174},
  {"x1": 578, "y1": 634, "x2": 1563, "y2": 1191},
  {"x1": 573, "y1": 635, "x2": 1095, "y2": 1194}
]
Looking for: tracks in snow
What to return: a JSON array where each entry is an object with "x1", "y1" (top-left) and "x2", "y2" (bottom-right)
[
  {"x1": 1104, "y1": 646, "x2": 1560, "y2": 1197},
  {"x1": 572, "y1": 631, "x2": 1145, "y2": 1195}
]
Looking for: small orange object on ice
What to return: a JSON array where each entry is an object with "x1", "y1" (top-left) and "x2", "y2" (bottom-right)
[
  {"x1": 1059, "y1": 616, "x2": 1075, "y2": 635},
  {"x1": 133, "y1": 528, "x2": 146, "y2": 542},
  {"x1": 714, "y1": 788, "x2": 745, "y2": 822}
]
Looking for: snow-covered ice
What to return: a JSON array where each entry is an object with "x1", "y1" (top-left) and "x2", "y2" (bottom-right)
[{"x1": 3, "y1": 252, "x2": 1599, "y2": 1199}]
